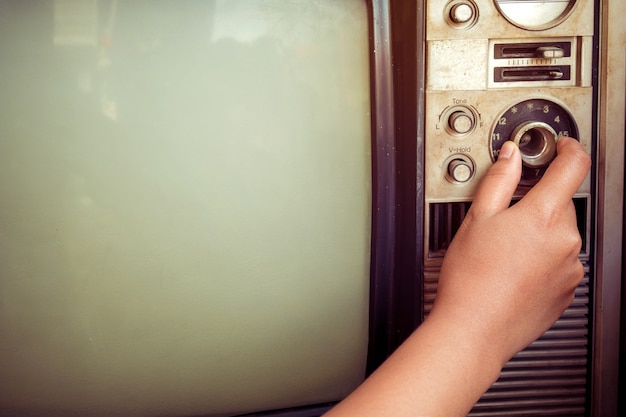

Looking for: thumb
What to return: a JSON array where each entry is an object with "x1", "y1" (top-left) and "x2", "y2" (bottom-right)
[{"x1": 470, "y1": 141, "x2": 522, "y2": 217}]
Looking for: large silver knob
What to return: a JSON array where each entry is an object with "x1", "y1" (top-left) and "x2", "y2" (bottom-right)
[{"x1": 510, "y1": 121, "x2": 558, "y2": 167}]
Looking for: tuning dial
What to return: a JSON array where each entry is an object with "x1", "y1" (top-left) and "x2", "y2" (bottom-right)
[
  {"x1": 490, "y1": 98, "x2": 579, "y2": 187},
  {"x1": 510, "y1": 121, "x2": 558, "y2": 168},
  {"x1": 450, "y1": 3, "x2": 473, "y2": 24},
  {"x1": 447, "y1": 158, "x2": 474, "y2": 183}
]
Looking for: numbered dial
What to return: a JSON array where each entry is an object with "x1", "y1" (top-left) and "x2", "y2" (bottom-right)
[{"x1": 490, "y1": 98, "x2": 579, "y2": 186}]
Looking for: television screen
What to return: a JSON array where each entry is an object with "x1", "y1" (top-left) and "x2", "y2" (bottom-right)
[{"x1": 0, "y1": 1, "x2": 374, "y2": 416}]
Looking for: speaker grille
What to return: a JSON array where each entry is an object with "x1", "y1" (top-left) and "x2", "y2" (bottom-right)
[
  {"x1": 427, "y1": 201, "x2": 472, "y2": 257},
  {"x1": 425, "y1": 201, "x2": 590, "y2": 416}
]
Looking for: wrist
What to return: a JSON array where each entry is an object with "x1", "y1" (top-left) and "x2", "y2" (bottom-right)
[{"x1": 409, "y1": 311, "x2": 505, "y2": 413}]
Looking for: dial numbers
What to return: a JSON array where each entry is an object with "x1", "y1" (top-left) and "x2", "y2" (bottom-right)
[{"x1": 490, "y1": 98, "x2": 579, "y2": 186}]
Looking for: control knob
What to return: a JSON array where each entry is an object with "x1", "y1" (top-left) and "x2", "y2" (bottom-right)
[
  {"x1": 448, "y1": 158, "x2": 474, "y2": 183},
  {"x1": 536, "y1": 46, "x2": 565, "y2": 59},
  {"x1": 510, "y1": 121, "x2": 558, "y2": 168},
  {"x1": 448, "y1": 111, "x2": 474, "y2": 134},
  {"x1": 450, "y1": 3, "x2": 474, "y2": 24}
]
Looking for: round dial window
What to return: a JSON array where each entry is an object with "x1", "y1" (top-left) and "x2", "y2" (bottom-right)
[{"x1": 494, "y1": 0, "x2": 578, "y2": 30}]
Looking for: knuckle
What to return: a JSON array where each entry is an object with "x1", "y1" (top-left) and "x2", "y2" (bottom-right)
[
  {"x1": 569, "y1": 260, "x2": 585, "y2": 290},
  {"x1": 571, "y1": 234, "x2": 583, "y2": 257},
  {"x1": 571, "y1": 145, "x2": 592, "y2": 170}
]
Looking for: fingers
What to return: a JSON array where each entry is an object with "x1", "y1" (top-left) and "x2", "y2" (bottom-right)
[
  {"x1": 470, "y1": 137, "x2": 590, "y2": 220},
  {"x1": 469, "y1": 141, "x2": 522, "y2": 217},
  {"x1": 524, "y1": 136, "x2": 591, "y2": 210}
]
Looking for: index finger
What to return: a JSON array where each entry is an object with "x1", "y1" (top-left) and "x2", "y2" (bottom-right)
[{"x1": 523, "y1": 136, "x2": 591, "y2": 209}]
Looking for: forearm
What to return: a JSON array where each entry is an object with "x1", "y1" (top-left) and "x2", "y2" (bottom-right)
[{"x1": 325, "y1": 312, "x2": 504, "y2": 417}]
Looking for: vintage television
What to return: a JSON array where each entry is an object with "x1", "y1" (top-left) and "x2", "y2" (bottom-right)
[
  {"x1": 0, "y1": 1, "x2": 623, "y2": 417},
  {"x1": 420, "y1": 1, "x2": 624, "y2": 416}
]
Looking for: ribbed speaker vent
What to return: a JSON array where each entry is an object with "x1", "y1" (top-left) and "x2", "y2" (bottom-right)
[
  {"x1": 469, "y1": 270, "x2": 590, "y2": 416},
  {"x1": 428, "y1": 201, "x2": 472, "y2": 257},
  {"x1": 424, "y1": 198, "x2": 591, "y2": 417},
  {"x1": 428, "y1": 198, "x2": 588, "y2": 258},
  {"x1": 424, "y1": 269, "x2": 590, "y2": 417}
]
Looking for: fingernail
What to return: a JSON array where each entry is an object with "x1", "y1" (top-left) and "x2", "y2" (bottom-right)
[{"x1": 499, "y1": 141, "x2": 517, "y2": 159}]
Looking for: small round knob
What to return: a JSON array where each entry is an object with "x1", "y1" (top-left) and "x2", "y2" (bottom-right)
[
  {"x1": 450, "y1": 3, "x2": 473, "y2": 24},
  {"x1": 448, "y1": 158, "x2": 474, "y2": 183},
  {"x1": 448, "y1": 111, "x2": 474, "y2": 134}
]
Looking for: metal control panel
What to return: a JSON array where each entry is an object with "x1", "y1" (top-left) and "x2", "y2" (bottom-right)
[{"x1": 425, "y1": 0, "x2": 593, "y2": 200}]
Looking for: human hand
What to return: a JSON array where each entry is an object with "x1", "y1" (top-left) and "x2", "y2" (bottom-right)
[
  {"x1": 432, "y1": 136, "x2": 592, "y2": 366},
  {"x1": 325, "y1": 137, "x2": 591, "y2": 417}
]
